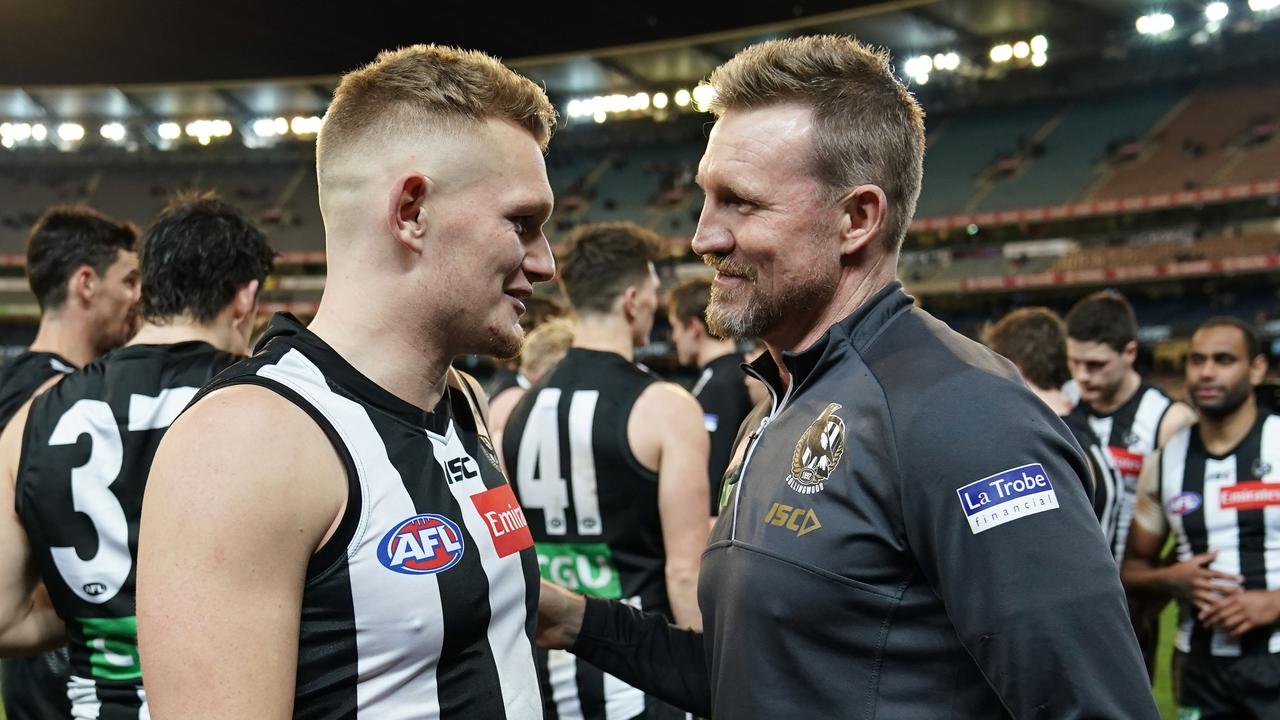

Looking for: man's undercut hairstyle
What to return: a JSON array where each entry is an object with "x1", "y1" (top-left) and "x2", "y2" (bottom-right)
[
  {"x1": 140, "y1": 192, "x2": 276, "y2": 324},
  {"x1": 558, "y1": 222, "x2": 661, "y2": 316},
  {"x1": 668, "y1": 276, "x2": 713, "y2": 328},
  {"x1": 1065, "y1": 290, "x2": 1139, "y2": 353},
  {"x1": 1197, "y1": 316, "x2": 1261, "y2": 360},
  {"x1": 983, "y1": 307, "x2": 1071, "y2": 391},
  {"x1": 26, "y1": 206, "x2": 139, "y2": 311},
  {"x1": 316, "y1": 44, "x2": 557, "y2": 178},
  {"x1": 706, "y1": 35, "x2": 926, "y2": 252}
]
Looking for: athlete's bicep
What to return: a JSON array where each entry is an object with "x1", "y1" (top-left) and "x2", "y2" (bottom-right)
[
  {"x1": 0, "y1": 405, "x2": 60, "y2": 652},
  {"x1": 1125, "y1": 453, "x2": 1168, "y2": 566},
  {"x1": 138, "y1": 386, "x2": 345, "y2": 720}
]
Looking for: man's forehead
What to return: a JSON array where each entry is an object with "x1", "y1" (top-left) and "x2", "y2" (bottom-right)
[
  {"x1": 1066, "y1": 339, "x2": 1118, "y2": 360},
  {"x1": 697, "y1": 104, "x2": 815, "y2": 186},
  {"x1": 1191, "y1": 326, "x2": 1248, "y2": 355}
]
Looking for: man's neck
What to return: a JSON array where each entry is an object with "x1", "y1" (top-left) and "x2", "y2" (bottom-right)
[
  {"x1": 27, "y1": 312, "x2": 98, "y2": 367},
  {"x1": 1091, "y1": 370, "x2": 1143, "y2": 415},
  {"x1": 1199, "y1": 399, "x2": 1258, "y2": 456},
  {"x1": 128, "y1": 319, "x2": 227, "y2": 352},
  {"x1": 307, "y1": 288, "x2": 453, "y2": 413},
  {"x1": 573, "y1": 313, "x2": 635, "y2": 362},
  {"x1": 1030, "y1": 384, "x2": 1074, "y2": 417},
  {"x1": 696, "y1": 339, "x2": 739, "y2": 370},
  {"x1": 762, "y1": 262, "x2": 896, "y2": 392}
]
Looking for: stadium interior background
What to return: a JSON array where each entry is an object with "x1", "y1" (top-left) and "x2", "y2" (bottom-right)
[{"x1": 2, "y1": 1, "x2": 1279, "y2": 715}]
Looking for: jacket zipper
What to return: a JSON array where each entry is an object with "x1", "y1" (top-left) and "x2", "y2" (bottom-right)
[{"x1": 729, "y1": 367, "x2": 794, "y2": 540}]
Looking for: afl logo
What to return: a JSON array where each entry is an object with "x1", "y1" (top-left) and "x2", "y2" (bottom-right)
[
  {"x1": 1167, "y1": 491, "x2": 1202, "y2": 516},
  {"x1": 786, "y1": 403, "x2": 847, "y2": 495},
  {"x1": 378, "y1": 514, "x2": 465, "y2": 575}
]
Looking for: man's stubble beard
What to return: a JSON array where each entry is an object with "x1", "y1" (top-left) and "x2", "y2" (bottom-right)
[{"x1": 704, "y1": 258, "x2": 837, "y2": 341}]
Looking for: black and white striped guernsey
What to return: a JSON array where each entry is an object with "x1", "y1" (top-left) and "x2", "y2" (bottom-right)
[
  {"x1": 502, "y1": 348, "x2": 684, "y2": 720},
  {"x1": 194, "y1": 314, "x2": 542, "y2": 719},
  {"x1": 16, "y1": 341, "x2": 242, "y2": 720},
  {"x1": 1158, "y1": 413, "x2": 1280, "y2": 656},
  {"x1": 1064, "y1": 413, "x2": 1125, "y2": 553},
  {"x1": 1070, "y1": 382, "x2": 1174, "y2": 559}
]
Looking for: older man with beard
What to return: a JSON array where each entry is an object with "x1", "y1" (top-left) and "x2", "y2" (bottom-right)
[{"x1": 536, "y1": 35, "x2": 1158, "y2": 719}]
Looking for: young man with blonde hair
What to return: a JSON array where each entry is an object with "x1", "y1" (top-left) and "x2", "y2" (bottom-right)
[
  {"x1": 138, "y1": 45, "x2": 557, "y2": 719},
  {"x1": 538, "y1": 35, "x2": 1156, "y2": 717}
]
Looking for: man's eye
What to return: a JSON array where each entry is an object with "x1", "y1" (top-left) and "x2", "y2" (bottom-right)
[{"x1": 512, "y1": 219, "x2": 527, "y2": 235}]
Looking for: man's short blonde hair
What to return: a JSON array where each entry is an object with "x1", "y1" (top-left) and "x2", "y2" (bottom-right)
[
  {"x1": 316, "y1": 44, "x2": 557, "y2": 176},
  {"x1": 520, "y1": 317, "x2": 576, "y2": 382},
  {"x1": 707, "y1": 35, "x2": 925, "y2": 252}
]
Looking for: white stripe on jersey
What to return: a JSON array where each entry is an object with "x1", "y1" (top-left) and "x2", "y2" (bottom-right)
[
  {"x1": 1261, "y1": 418, "x2": 1280, "y2": 653},
  {"x1": 1090, "y1": 387, "x2": 1173, "y2": 562},
  {"x1": 548, "y1": 649, "x2": 585, "y2": 720},
  {"x1": 1202, "y1": 456, "x2": 1243, "y2": 657},
  {"x1": 427, "y1": 422, "x2": 541, "y2": 716},
  {"x1": 67, "y1": 675, "x2": 100, "y2": 718},
  {"x1": 259, "y1": 350, "x2": 445, "y2": 718}
]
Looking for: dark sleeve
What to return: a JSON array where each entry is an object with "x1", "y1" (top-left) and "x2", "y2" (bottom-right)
[
  {"x1": 570, "y1": 597, "x2": 711, "y2": 716},
  {"x1": 894, "y1": 372, "x2": 1159, "y2": 719}
]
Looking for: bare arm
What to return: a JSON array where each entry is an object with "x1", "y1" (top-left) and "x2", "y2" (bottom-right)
[
  {"x1": 1122, "y1": 452, "x2": 1241, "y2": 604},
  {"x1": 137, "y1": 386, "x2": 346, "y2": 720},
  {"x1": 1158, "y1": 402, "x2": 1198, "y2": 448},
  {"x1": 0, "y1": 399, "x2": 65, "y2": 654},
  {"x1": 631, "y1": 382, "x2": 710, "y2": 630},
  {"x1": 487, "y1": 387, "x2": 524, "y2": 464}
]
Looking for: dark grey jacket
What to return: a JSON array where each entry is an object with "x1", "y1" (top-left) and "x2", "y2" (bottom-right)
[{"x1": 571, "y1": 282, "x2": 1158, "y2": 719}]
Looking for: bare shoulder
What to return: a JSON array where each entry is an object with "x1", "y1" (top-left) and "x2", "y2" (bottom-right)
[
  {"x1": 635, "y1": 381, "x2": 703, "y2": 420},
  {"x1": 152, "y1": 383, "x2": 346, "y2": 515},
  {"x1": 1158, "y1": 401, "x2": 1198, "y2": 447}
]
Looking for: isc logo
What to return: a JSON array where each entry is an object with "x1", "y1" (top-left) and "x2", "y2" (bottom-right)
[
  {"x1": 377, "y1": 514, "x2": 466, "y2": 575},
  {"x1": 445, "y1": 456, "x2": 479, "y2": 484}
]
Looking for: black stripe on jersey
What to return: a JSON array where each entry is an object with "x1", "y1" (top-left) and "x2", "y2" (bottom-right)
[
  {"x1": 295, "y1": 557, "x2": 359, "y2": 720},
  {"x1": 1233, "y1": 421, "x2": 1270, "y2": 655},
  {"x1": 574, "y1": 658, "x2": 607, "y2": 718},
  {"x1": 378, "y1": 395, "x2": 507, "y2": 719},
  {"x1": 1182, "y1": 435, "x2": 1211, "y2": 655},
  {"x1": 537, "y1": 648, "x2": 560, "y2": 720}
]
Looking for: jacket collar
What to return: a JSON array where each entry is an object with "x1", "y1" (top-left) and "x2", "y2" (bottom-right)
[{"x1": 745, "y1": 281, "x2": 914, "y2": 401}]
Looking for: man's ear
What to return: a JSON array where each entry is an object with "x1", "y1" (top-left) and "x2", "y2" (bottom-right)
[
  {"x1": 1123, "y1": 340, "x2": 1139, "y2": 364},
  {"x1": 388, "y1": 174, "x2": 431, "y2": 254},
  {"x1": 68, "y1": 265, "x2": 97, "y2": 307},
  {"x1": 620, "y1": 285, "x2": 640, "y2": 322},
  {"x1": 231, "y1": 280, "x2": 260, "y2": 329},
  {"x1": 836, "y1": 184, "x2": 889, "y2": 257}
]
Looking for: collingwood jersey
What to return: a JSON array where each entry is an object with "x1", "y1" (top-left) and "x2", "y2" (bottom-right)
[
  {"x1": 0, "y1": 351, "x2": 75, "y2": 427},
  {"x1": 1071, "y1": 382, "x2": 1174, "y2": 558},
  {"x1": 195, "y1": 314, "x2": 542, "y2": 720},
  {"x1": 1157, "y1": 413, "x2": 1280, "y2": 656},
  {"x1": 0, "y1": 349, "x2": 75, "y2": 720},
  {"x1": 15, "y1": 341, "x2": 241, "y2": 719},
  {"x1": 503, "y1": 347, "x2": 682, "y2": 720},
  {"x1": 1065, "y1": 413, "x2": 1125, "y2": 554}
]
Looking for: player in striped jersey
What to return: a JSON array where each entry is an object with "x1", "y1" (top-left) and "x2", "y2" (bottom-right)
[
  {"x1": 0, "y1": 193, "x2": 274, "y2": 720},
  {"x1": 1124, "y1": 317, "x2": 1280, "y2": 719},
  {"x1": 504, "y1": 223, "x2": 709, "y2": 720},
  {"x1": 138, "y1": 45, "x2": 557, "y2": 720},
  {"x1": 0, "y1": 206, "x2": 141, "y2": 720}
]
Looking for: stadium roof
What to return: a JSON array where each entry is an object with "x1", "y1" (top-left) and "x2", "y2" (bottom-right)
[{"x1": 0, "y1": 0, "x2": 1275, "y2": 140}]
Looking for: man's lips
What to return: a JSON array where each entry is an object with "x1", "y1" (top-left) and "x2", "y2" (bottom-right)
[{"x1": 504, "y1": 287, "x2": 531, "y2": 314}]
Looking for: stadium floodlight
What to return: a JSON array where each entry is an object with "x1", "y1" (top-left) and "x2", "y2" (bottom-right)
[
  {"x1": 691, "y1": 84, "x2": 717, "y2": 112},
  {"x1": 943, "y1": 52, "x2": 961, "y2": 70},
  {"x1": 674, "y1": 88, "x2": 692, "y2": 107},
  {"x1": 0, "y1": 136, "x2": 11, "y2": 149},
  {"x1": 100, "y1": 122, "x2": 126, "y2": 142},
  {"x1": 157, "y1": 122, "x2": 181, "y2": 140},
  {"x1": 252, "y1": 118, "x2": 279, "y2": 137},
  {"x1": 1030, "y1": 35, "x2": 1049, "y2": 54},
  {"x1": 1205, "y1": 2, "x2": 1229, "y2": 22},
  {"x1": 629, "y1": 92, "x2": 650, "y2": 112},
  {"x1": 593, "y1": 110, "x2": 606, "y2": 124},
  {"x1": 990, "y1": 44, "x2": 1014, "y2": 63},
  {"x1": 290, "y1": 116, "x2": 323, "y2": 135},
  {"x1": 652, "y1": 92, "x2": 669, "y2": 110},
  {"x1": 1031, "y1": 52, "x2": 1048, "y2": 67},
  {"x1": 915, "y1": 73, "x2": 929, "y2": 85},
  {"x1": 57, "y1": 123, "x2": 84, "y2": 142},
  {"x1": 1012, "y1": 41, "x2": 1030, "y2": 58},
  {"x1": 1136, "y1": 12, "x2": 1176, "y2": 34},
  {"x1": 31, "y1": 124, "x2": 47, "y2": 141},
  {"x1": 1251, "y1": 0, "x2": 1280, "y2": 10}
]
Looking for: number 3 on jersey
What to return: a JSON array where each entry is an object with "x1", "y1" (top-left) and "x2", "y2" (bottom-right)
[
  {"x1": 515, "y1": 389, "x2": 603, "y2": 536},
  {"x1": 47, "y1": 387, "x2": 197, "y2": 604}
]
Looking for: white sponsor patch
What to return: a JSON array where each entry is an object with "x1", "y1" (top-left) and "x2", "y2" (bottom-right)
[{"x1": 956, "y1": 463, "x2": 1059, "y2": 534}]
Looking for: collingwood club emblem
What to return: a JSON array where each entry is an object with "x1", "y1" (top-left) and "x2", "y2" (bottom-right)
[
  {"x1": 1253, "y1": 457, "x2": 1272, "y2": 479},
  {"x1": 786, "y1": 403, "x2": 847, "y2": 495}
]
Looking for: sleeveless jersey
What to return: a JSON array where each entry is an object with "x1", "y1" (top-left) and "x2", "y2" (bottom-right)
[
  {"x1": 0, "y1": 349, "x2": 75, "y2": 720},
  {"x1": 503, "y1": 347, "x2": 682, "y2": 720},
  {"x1": 15, "y1": 341, "x2": 241, "y2": 719},
  {"x1": 1064, "y1": 413, "x2": 1125, "y2": 555},
  {"x1": 193, "y1": 313, "x2": 542, "y2": 720},
  {"x1": 691, "y1": 352, "x2": 754, "y2": 515},
  {"x1": 1070, "y1": 382, "x2": 1174, "y2": 558},
  {"x1": 1158, "y1": 413, "x2": 1280, "y2": 656}
]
